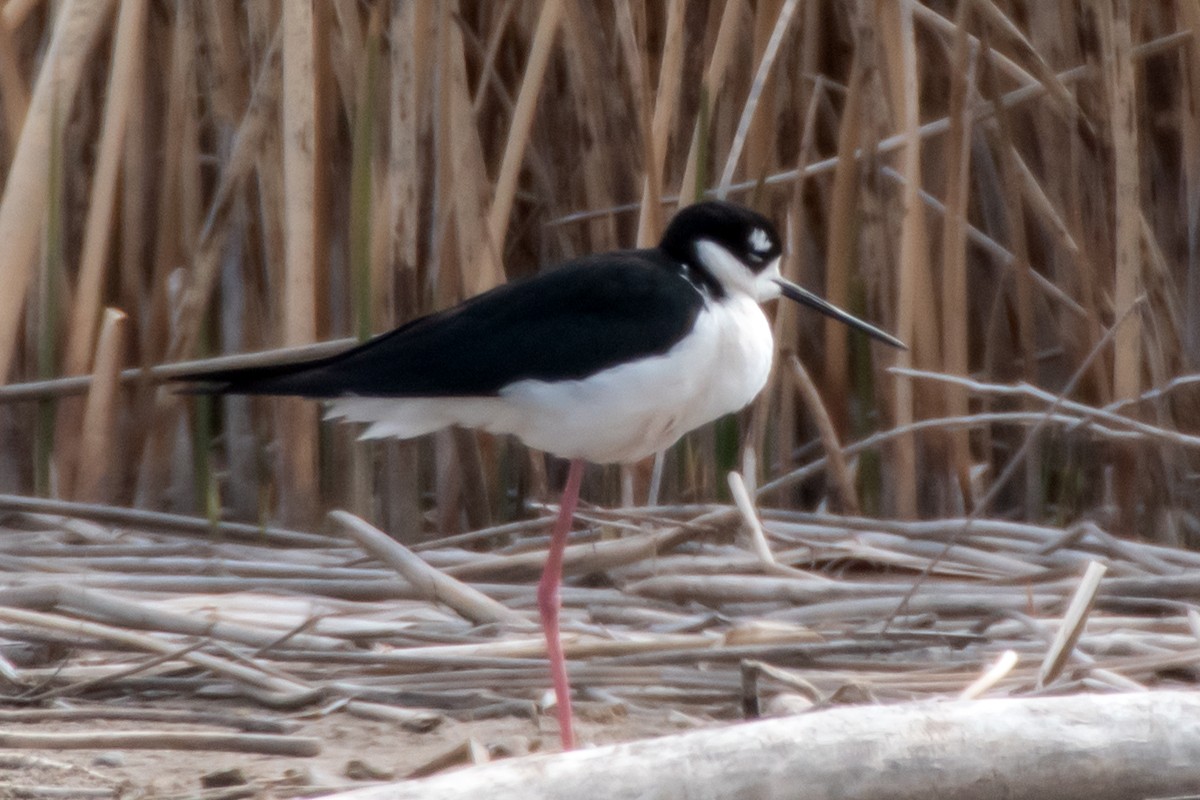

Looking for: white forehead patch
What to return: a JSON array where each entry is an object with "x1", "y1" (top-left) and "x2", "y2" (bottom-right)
[{"x1": 749, "y1": 227, "x2": 772, "y2": 253}]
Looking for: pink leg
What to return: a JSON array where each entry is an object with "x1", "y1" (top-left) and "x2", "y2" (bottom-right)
[{"x1": 537, "y1": 458, "x2": 585, "y2": 750}]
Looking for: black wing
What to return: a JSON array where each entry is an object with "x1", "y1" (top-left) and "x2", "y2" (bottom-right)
[{"x1": 174, "y1": 251, "x2": 704, "y2": 398}]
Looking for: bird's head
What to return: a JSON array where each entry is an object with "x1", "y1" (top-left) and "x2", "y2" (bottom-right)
[
  {"x1": 660, "y1": 201, "x2": 784, "y2": 302},
  {"x1": 661, "y1": 201, "x2": 905, "y2": 349}
]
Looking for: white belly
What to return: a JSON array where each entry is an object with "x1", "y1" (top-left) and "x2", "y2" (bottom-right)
[{"x1": 327, "y1": 296, "x2": 775, "y2": 464}]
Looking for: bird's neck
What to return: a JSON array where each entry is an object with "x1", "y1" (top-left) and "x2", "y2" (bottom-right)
[{"x1": 679, "y1": 259, "x2": 727, "y2": 300}]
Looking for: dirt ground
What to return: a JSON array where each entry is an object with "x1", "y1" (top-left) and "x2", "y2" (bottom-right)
[{"x1": 0, "y1": 704, "x2": 703, "y2": 798}]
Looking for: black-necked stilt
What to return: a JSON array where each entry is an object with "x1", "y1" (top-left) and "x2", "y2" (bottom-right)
[{"x1": 177, "y1": 201, "x2": 903, "y2": 749}]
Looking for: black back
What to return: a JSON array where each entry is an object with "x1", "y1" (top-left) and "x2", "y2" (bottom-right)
[{"x1": 178, "y1": 250, "x2": 705, "y2": 398}]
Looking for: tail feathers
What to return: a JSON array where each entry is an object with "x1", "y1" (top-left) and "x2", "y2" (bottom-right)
[
  {"x1": 176, "y1": 363, "x2": 526, "y2": 444},
  {"x1": 172, "y1": 360, "x2": 339, "y2": 397}
]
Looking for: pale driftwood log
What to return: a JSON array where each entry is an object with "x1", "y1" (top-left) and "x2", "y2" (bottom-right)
[
  {"x1": 323, "y1": 692, "x2": 1200, "y2": 800},
  {"x1": 331, "y1": 510, "x2": 527, "y2": 627}
]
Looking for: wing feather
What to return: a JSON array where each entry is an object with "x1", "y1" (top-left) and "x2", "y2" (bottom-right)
[{"x1": 176, "y1": 252, "x2": 703, "y2": 398}]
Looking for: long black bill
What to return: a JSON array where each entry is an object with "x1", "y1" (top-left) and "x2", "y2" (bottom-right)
[{"x1": 774, "y1": 278, "x2": 906, "y2": 350}]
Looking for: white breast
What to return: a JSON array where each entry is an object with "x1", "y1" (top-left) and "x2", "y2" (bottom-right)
[
  {"x1": 497, "y1": 294, "x2": 775, "y2": 462},
  {"x1": 329, "y1": 296, "x2": 775, "y2": 465}
]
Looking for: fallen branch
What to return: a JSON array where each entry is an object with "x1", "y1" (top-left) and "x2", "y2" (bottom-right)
[
  {"x1": 322, "y1": 692, "x2": 1200, "y2": 800},
  {"x1": 0, "y1": 494, "x2": 339, "y2": 548},
  {"x1": 445, "y1": 507, "x2": 733, "y2": 582},
  {"x1": 2, "y1": 787, "x2": 114, "y2": 799},
  {"x1": 1038, "y1": 560, "x2": 1107, "y2": 687},
  {"x1": 331, "y1": 510, "x2": 527, "y2": 627},
  {"x1": 51, "y1": 584, "x2": 345, "y2": 651},
  {"x1": 0, "y1": 706, "x2": 297, "y2": 733},
  {"x1": 0, "y1": 606, "x2": 317, "y2": 707},
  {"x1": 0, "y1": 729, "x2": 320, "y2": 756}
]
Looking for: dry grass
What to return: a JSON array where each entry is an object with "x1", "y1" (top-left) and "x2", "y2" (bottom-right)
[
  {"x1": 0, "y1": 1, "x2": 1195, "y2": 546},
  {"x1": 1, "y1": 498, "x2": 1199, "y2": 770}
]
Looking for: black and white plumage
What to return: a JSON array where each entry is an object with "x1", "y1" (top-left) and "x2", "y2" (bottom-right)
[
  {"x1": 179, "y1": 201, "x2": 901, "y2": 463},
  {"x1": 177, "y1": 200, "x2": 902, "y2": 751}
]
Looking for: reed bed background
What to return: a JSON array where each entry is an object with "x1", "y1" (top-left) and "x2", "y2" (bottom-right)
[{"x1": 0, "y1": 0, "x2": 1196, "y2": 546}]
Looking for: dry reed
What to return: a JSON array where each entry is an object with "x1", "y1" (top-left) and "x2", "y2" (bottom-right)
[{"x1": 0, "y1": 5, "x2": 1192, "y2": 553}]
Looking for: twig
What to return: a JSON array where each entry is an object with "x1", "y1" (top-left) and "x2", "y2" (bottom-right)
[
  {"x1": 0, "y1": 606, "x2": 316, "y2": 706},
  {"x1": 0, "y1": 706, "x2": 296, "y2": 733},
  {"x1": 51, "y1": 584, "x2": 345, "y2": 651},
  {"x1": 343, "y1": 700, "x2": 444, "y2": 733},
  {"x1": 959, "y1": 650, "x2": 1018, "y2": 700},
  {"x1": 331, "y1": 510, "x2": 528, "y2": 627},
  {"x1": 27, "y1": 640, "x2": 208, "y2": 701},
  {"x1": 0, "y1": 752, "x2": 117, "y2": 783},
  {"x1": 0, "y1": 493, "x2": 340, "y2": 548},
  {"x1": 727, "y1": 471, "x2": 773, "y2": 567},
  {"x1": 1, "y1": 787, "x2": 115, "y2": 799},
  {"x1": 891, "y1": 367, "x2": 1200, "y2": 449},
  {"x1": 883, "y1": 297, "x2": 1144, "y2": 631},
  {"x1": 0, "y1": 729, "x2": 320, "y2": 756},
  {"x1": 1038, "y1": 561, "x2": 1108, "y2": 688},
  {"x1": 787, "y1": 355, "x2": 860, "y2": 514},
  {"x1": 758, "y1": 409, "x2": 1148, "y2": 499},
  {"x1": 445, "y1": 507, "x2": 737, "y2": 582}
]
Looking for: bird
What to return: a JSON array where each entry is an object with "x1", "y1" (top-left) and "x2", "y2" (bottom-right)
[{"x1": 175, "y1": 200, "x2": 903, "y2": 750}]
